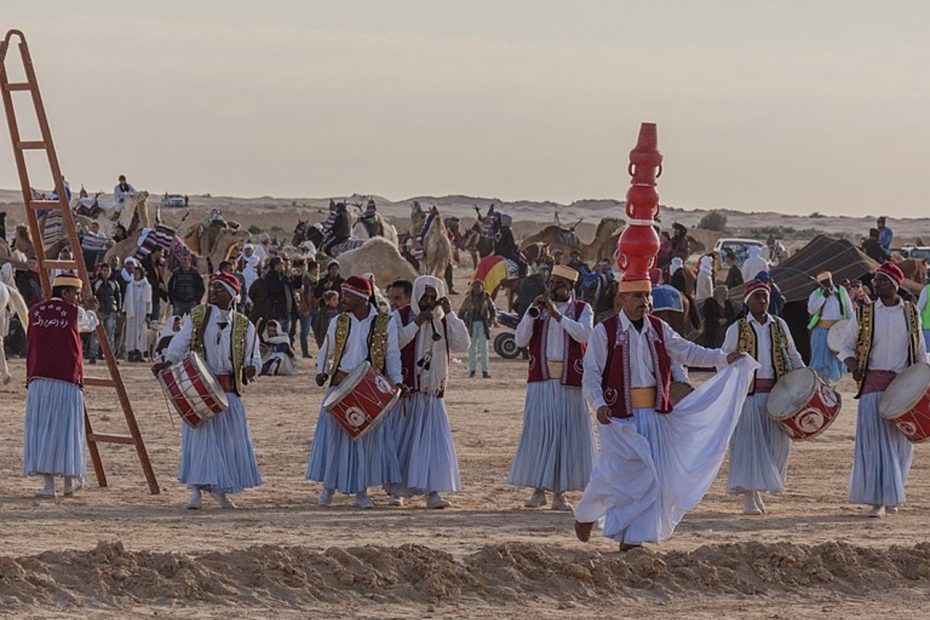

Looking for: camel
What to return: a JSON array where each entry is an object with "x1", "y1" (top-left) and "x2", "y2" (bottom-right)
[
  {"x1": 520, "y1": 218, "x2": 585, "y2": 257},
  {"x1": 580, "y1": 217, "x2": 625, "y2": 263},
  {"x1": 115, "y1": 191, "x2": 151, "y2": 236},
  {"x1": 350, "y1": 206, "x2": 399, "y2": 247},
  {"x1": 0, "y1": 265, "x2": 29, "y2": 384},
  {"x1": 12, "y1": 223, "x2": 70, "y2": 260},
  {"x1": 181, "y1": 216, "x2": 250, "y2": 271},
  {"x1": 410, "y1": 202, "x2": 452, "y2": 279},
  {"x1": 330, "y1": 237, "x2": 417, "y2": 286},
  {"x1": 898, "y1": 258, "x2": 928, "y2": 285}
]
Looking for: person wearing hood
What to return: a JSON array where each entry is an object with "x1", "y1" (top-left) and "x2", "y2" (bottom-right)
[
  {"x1": 23, "y1": 273, "x2": 99, "y2": 498},
  {"x1": 724, "y1": 250, "x2": 744, "y2": 289},
  {"x1": 239, "y1": 243, "x2": 261, "y2": 297},
  {"x1": 741, "y1": 245, "x2": 769, "y2": 283},
  {"x1": 387, "y1": 275, "x2": 470, "y2": 509},
  {"x1": 260, "y1": 319, "x2": 296, "y2": 376},
  {"x1": 154, "y1": 315, "x2": 182, "y2": 362},
  {"x1": 701, "y1": 285, "x2": 737, "y2": 348},
  {"x1": 722, "y1": 278, "x2": 805, "y2": 515},
  {"x1": 153, "y1": 273, "x2": 263, "y2": 509},
  {"x1": 510, "y1": 265, "x2": 595, "y2": 511},
  {"x1": 122, "y1": 264, "x2": 152, "y2": 362},
  {"x1": 668, "y1": 257, "x2": 687, "y2": 295},
  {"x1": 695, "y1": 255, "x2": 715, "y2": 302}
]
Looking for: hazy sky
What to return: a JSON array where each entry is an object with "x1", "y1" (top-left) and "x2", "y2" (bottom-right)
[{"x1": 2, "y1": 1, "x2": 929, "y2": 216}]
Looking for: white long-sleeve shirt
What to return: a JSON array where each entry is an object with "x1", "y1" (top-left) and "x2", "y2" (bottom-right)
[
  {"x1": 807, "y1": 286, "x2": 853, "y2": 322},
  {"x1": 165, "y1": 305, "x2": 262, "y2": 376},
  {"x1": 721, "y1": 313, "x2": 804, "y2": 379},
  {"x1": 514, "y1": 299, "x2": 593, "y2": 361},
  {"x1": 837, "y1": 299, "x2": 928, "y2": 373},
  {"x1": 317, "y1": 306, "x2": 402, "y2": 385},
  {"x1": 77, "y1": 305, "x2": 99, "y2": 333},
  {"x1": 395, "y1": 310, "x2": 471, "y2": 354},
  {"x1": 583, "y1": 310, "x2": 727, "y2": 410}
]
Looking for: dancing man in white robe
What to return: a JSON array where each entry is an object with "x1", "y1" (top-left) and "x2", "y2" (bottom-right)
[
  {"x1": 509, "y1": 264, "x2": 595, "y2": 511},
  {"x1": 153, "y1": 272, "x2": 263, "y2": 509},
  {"x1": 574, "y1": 284, "x2": 755, "y2": 550},
  {"x1": 388, "y1": 275, "x2": 470, "y2": 508},
  {"x1": 23, "y1": 273, "x2": 99, "y2": 497},
  {"x1": 123, "y1": 264, "x2": 152, "y2": 361},
  {"x1": 722, "y1": 277, "x2": 805, "y2": 515},
  {"x1": 839, "y1": 262, "x2": 928, "y2": 518}
]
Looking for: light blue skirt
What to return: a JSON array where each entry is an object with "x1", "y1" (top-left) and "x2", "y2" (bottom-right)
[
  {"x1": 387, "y1": 393, "x2": 461, "y2": 497},
  {"x1": 923, "y1": 329, "x2": 930, "y2": 350},
  {"x1": 307, "y1": 387, "x2": 401, "y2": 494},
  {"x1": 726, "y1": 392, "x2": 791, "y2": 494},
  {"x1": 809, "y1": 327, "x2": 844, "y2": 382},
  {"x1": 508, "y1": 380, "x2": 596, "y2": 493},
  {"x1": 848, "y1": 392, "x2": 912, "y2": 507},
  {"x1": 23, "y1": 379, "x2": 87, "y2": 478},
  {"x1": 178, "y1": 394, "x2": 262, "y2": 494}
]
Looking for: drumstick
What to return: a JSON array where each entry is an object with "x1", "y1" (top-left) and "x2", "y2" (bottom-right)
[{"x1": 157, "y1": 367, "x2": 178, "y2": 431}]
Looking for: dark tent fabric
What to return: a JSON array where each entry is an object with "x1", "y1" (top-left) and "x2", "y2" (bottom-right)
[{"x1": 728, "y1": 235, "x2": 921, "y2": 363}]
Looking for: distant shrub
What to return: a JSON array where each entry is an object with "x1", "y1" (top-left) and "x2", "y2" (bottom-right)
[
  {"x1": 698, "y1": 211, "x2": 728, "y2": 232},
  {"x1": 809, "y1": 211, "x2": 825, "y2": 219},
  {"x1": 248, "y1": 224, "x2": 262, "y2": 235}
]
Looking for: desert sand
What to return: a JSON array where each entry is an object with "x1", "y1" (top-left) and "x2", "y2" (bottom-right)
[{"x1": 3, "y1": 260, "x2": 930, "y2": 618}]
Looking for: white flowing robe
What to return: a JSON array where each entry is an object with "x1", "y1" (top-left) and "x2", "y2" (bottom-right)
[{"x1": 123, "y1": 278, "x2": 152, "y2": 352}]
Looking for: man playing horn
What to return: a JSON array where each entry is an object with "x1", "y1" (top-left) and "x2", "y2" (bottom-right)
[{"x1": 509, "y1": 264, "x2": 595, "y2": 511}]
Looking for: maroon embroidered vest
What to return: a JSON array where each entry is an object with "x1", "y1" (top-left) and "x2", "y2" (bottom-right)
[
  {"x1": 27, "y1": 299, "x2": 84, "y2": 387},
  {"x1": 397, "y1": 306, "x2": 449, "y2": 398},
  {"x1": 527, "y1": 299, "x2": 588, "y2": 387},
  {"x1": 601, "y1": 314, "x2": 672, "y2": 418}
]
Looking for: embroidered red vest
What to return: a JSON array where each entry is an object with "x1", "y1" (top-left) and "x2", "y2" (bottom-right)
[
  {"x1": 601, "y1": 314, "x2": 672, "y2": 418},
  {"x1": 527, "y1": 299, "x2": 588, "y2": 387},
  {"x1": 398, "y1": 306, "x2": 449, "y2": 397},
  {"x1": 26, "y1": 299, "x2": 84, "y2": 387}
]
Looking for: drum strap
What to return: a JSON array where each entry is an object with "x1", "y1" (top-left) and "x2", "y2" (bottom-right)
[
  {"x1": 189, "y1": 303, "x2": 248, "y2": 395},
  {"x1": 737, "y1": 317, "x2": 790, "y2": 395},
  {"x1": 854, "y1": 302, "x2": 921, "y2": 398},
  {"x1": 330, "y1": 311, "x2": 391, "y2": 386}
]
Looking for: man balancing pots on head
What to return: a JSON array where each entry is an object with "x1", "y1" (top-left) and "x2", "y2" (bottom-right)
[
  {"x1": 573, "y1": 272, "x2": 756, "y2": 551},
  {"x1": 152, "y1": 272, "x2": 263, "y2": 510},
  {"x1": 23, "y1": 273, "x2": 99, "y2": 498},
  {"x1": 838, "y1": 262, "x2": 928, "y2": 518}
]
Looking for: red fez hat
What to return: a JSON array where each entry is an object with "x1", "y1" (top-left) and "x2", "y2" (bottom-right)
[
  {"x1": 343, "y1": 275, "x2": 373, "y2": 298},
  {"x1": 743, "y1": 278, "x2": 771, "y2": 302},
  {"x1": 876, "y1": 261, "x2": 904, "y2": 286},
  {"x1": 214, "y1": 272, "x2": 240, "y2": 296}
]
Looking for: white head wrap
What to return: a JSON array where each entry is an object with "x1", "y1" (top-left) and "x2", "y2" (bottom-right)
[
  {"x1": 699, "y1": 255, "x2": 713, "y2": 274},
  {"x1": 410, "y1": 275, "x2": 449, "y2": 395},
  {"x1": 670, "y1": 257, "x2": 683, "y2": 276}
]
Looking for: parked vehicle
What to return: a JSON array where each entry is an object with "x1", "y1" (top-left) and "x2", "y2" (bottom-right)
[
  {"x1": 493, "y1": 309, "x2": 526, "y2": 359},
  {"x1": 712, "y1": 237, "x2": 764, "y2": 269}
]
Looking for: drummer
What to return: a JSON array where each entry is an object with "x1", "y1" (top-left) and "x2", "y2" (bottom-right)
[
  {"x1": 722, "y1": 276, "x2": 804, "y2": 515},
  {"x1": 838, "y1": 262, "x2": 928, "y2": 518},
  {"x1": 807, "y1": 271, "x2": 853, "y2": 384},
  {"x1": 386, "y1": 275, "x2": 470, "y2": 509},
  {"x1": 152, "y1": 272, "x2": 263, "y2": 510},
  {"x1": 308, "y1": 275, "x2": 403, "y2": 509}
]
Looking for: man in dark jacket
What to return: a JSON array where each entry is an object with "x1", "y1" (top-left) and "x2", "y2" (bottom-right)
[
  {"x1": 140, "y1": 247, "x2": 168, "y2": 321},
  {"x1": 322, "y1": 202, "x2": 350, "y2": 256},
  {"x1": 167, "y1": 253, "x2": 205, "y2": 317},
  {"x1": 260, "y1": 256, "x2": 294, "y2": 335},
  {"x1": 90, "y1": 262, "x2": 122, "y2": 363}
]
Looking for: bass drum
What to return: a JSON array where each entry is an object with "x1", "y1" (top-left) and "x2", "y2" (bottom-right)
[
  {"x1": 827, "y1": 319, "x2": 851, "y2": 353},
  {"x1": 766, "y1": 367, "x2": 841, "y2": 440},
  {"x1": 879, "y1": 363, "x2": 930, "y2": 443}
]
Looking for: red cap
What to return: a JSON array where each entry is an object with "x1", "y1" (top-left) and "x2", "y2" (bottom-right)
[
  {"x1": 876, "y1": 261, "x2": 904, "y2": 286},
  {"x1": 743, "y1": 278, "x2": 771, "y2": 302},
  {"x1": 214, "y1": 272, "x2": 241, "y2": 296},
  {"x1": 342, "y1": 275, "x2": 372, "y2": 298}
]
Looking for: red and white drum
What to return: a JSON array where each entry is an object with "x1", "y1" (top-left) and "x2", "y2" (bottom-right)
[
  {"x1": 323, "y1": 362, "x2": 400, "y2": 440},
  {"x1": 879, "y1": 363, "x2": 930, "y2": 443},
  {"x1": 158, "y1": 352, "x2": 229, "y2": 428},
  {"x1": 766, "y1": 367, "x2": 841, "y2": 440}
]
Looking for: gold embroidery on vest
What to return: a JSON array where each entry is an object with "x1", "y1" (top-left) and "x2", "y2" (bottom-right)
[
  {"x1": 855, "y1": 304, "x2": 875, "y2": 394},
  {"x1": 368, "y1": 313, "x2": 390, "y2": 373},
  {"x1": 330, "y1": 313, "x2": 351, "y2": 383},
  {"x1": 188, "y1": 304, "x2": 249, "y2": 395},
  {"x1": 737, "y1": 316, "x2": 790, "y2": 395}
]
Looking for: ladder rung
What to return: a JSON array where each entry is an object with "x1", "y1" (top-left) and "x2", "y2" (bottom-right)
[
  {"x1": 4, "y1": 82, "x2": 32, "y2": 91},
  {"x1": 87, "y1": 433, "x2": 136, "y2": 445},
  {"x1": 44, "y1": 260, "x2": 80, "y2": 271},
  {"x1": 29, "y1": 199, "x2": 63, "y2": 209},
  {"x1": 84, "y1": 376, "x2": 116, "y2": 387},
  {"x1": 18, "y1": 140, "x2": 46, "y2": 150}
]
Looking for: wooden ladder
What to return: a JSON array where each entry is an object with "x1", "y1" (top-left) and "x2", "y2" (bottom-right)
[{"x1": 0, "y1": 29, "x2": 159, "y2": 494}]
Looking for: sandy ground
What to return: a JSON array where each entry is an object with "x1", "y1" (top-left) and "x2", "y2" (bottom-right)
[{"x1": 3, "y1": 268, "x2": 930, "y2": 617}]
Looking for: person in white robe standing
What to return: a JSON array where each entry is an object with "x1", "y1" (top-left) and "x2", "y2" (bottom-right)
[
  {"x1": 838, "y1": 262, "x2": 928, "y2": 518},
  {"x1": 122, "y1": 264, "x2": 152, "y2": 362},
  {"x1": 387, "y1": 275, "x2": 470, "y2": 508},
  {"x1": 574, "y1": 282, "x2": 755, "y2": 550},
  {"x1": 695, "y1": 255, "x2": 714, "y2": 302},
  {"x1": 721, "y1": 278, "x2": 805, "y2": 515},
  {"x1": 509, "y1": 265, "x2": 595, "y2": 511},
  {"x1": 153, "y1": 272, "x2": 263, "y2": 509},
  {"x1": 23, "y1": 273, "x2": 99, "y2": 498},
  {"x1": 741, "y1": 245, "x2": 769, "y2": 283}
]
